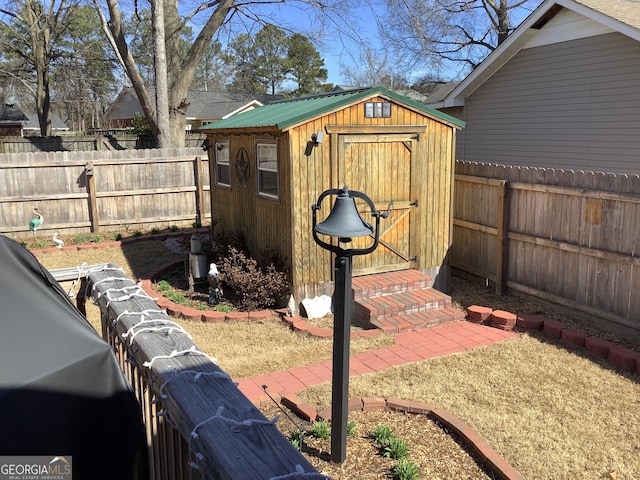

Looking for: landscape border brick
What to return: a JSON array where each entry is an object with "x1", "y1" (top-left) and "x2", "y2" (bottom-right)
[
  {"x1": 516, "y1": 315, "x2": 544, "y2": 330},
  {"x1": 543, "y1": 319, "x2": 566, "y2": 338},
  {"x1": 584, "y1": 336, "x2": 613, "y2": 357},
  {"x1": 609, "y1": 345, "x2": 640, "y2": 371},
  {"x1": 560, "y1": 328, "x2": 587, "y2": 347}
]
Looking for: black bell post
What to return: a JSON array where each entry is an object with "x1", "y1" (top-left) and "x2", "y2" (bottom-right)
[{"x1": 312, "y1": 186, "x2": 385, "y2": 463}]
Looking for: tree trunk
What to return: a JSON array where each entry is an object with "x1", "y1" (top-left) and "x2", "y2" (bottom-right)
[
  {"x1": 25, "y1": 0, "x2": 52, "y2": 136},
  {"x1": 152, "y1": 0, "x2": 171, "y2": 148},
  {"x1": 101, "y1": 0, "x2": 235, "y2": 147},
  {"x1": 496, "y1": 0, "x2": 510, "y2": 45},
  {"x1": 104, "y1": 0, "x2": 159, "y2": 137},
  {"x1": 165, "y1": 0, "x2": 235, "y2": 147}
]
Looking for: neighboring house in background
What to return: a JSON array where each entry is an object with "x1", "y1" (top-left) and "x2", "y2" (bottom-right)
[
  {"x1": 331, "y1": 84, "x2": 431, "y2": 103},
  {"x1": 423, "y1": 82, "x2": 459, "y2": 105},
  {"x1": 103, "y1": 88, "x2": 278, "y2": 131},
  {"x1": 22, "y1": 113, "x2": 70, "y2": 136},
  {"x1": 0, "y1": 99, "x2": 29, "y2": 137},
  {"x1": 429, "y1": 0, "x2": 640, "y2": 174}
]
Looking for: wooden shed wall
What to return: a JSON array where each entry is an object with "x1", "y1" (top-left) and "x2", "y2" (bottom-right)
[
  {"x1": 420, "y1": 119, "x2": 457, "y2": 289},
  {"x1": 290, "y1": 96, "x2": 459, "y2": 297},
  {"x1": 207, "y1": 133, "x2": 293, "y2": 280}
]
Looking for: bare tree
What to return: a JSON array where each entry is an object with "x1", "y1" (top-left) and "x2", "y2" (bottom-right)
[
  {"x1": 339, "y1": 46, "x2": 407, "y2": 88},
  {"x1": 97, "y1": 0, "x2": 365, "y2": 147},
  {"x1": 0, "y1": 0, "x2": 81, "y2": 136},
  {"x1": 381, "y1": 0, "x2": 542, "y2": 77}
]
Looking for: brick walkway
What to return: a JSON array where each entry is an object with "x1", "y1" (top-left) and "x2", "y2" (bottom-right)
[{"x1": 236, "y1": 321, "x2": 518, "y2": 405}]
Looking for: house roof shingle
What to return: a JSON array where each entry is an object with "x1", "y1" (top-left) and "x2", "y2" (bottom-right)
[
  {"x1": 0, "y1": 99, "x2": 29, "y2": 124},
  {"x1": 574, "y1": 0, "x2": 640, "y2": 30},
  {"x1": 105, "y1": 88, "x2": 280, "y2": 122}
]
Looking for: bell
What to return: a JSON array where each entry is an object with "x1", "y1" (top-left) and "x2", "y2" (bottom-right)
[{"x1": 314, "y1": 187, "x2": 374, "y2": 242}]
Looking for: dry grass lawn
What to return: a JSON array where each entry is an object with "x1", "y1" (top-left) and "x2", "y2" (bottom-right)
[
  {"x1": 35, "y1": 236, "x2": 640, "y2": 479},
  {"x1": 301, "y1": 334, "x2": 640, "y2": 479},
  {"x1": 170, "y1": 318, "x2": 394, "y2": 378}
]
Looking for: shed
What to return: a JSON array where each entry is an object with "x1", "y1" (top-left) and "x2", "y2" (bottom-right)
[{"x1": 201, "y1": 86, "x2": 464, "y2": 300}]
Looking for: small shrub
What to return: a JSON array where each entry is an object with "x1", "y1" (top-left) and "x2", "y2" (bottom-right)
[
  {"x1": 33, "y1": 240, "x2": 48, "y2": 249},
  {"x1": 112, "y1": 233, "x2": 123, "y2": 241},
  {"x1": 132, "y1": 230, "x2": 143, "y2": 237},
  {"x1": 150, "y1": 227, "x2": 161, "y2": 235},
  {"x1": 310, "y1": 420, "x2": 331, "y2": 440},
  {"x1": 214, "y1": 304, "x2": 234, "y2": 313},
  {"x1": 383, "y1": 437, "x2": 408, "y2": 460},
  {"x1": 169, "y1": 225, "x2": 179, "y2": 232},
  {"x1": 126, "y1": 112, "x2": 151, "y2": 136},
  {"x1": 347, "y1": 419, "x2": 357, "y2": 437},
  {"x1": 89, "y1": 235, "x2": 103, "y2": 243},
  {"x1": 167, "y1": 291, "x2": 187, "y2": 304},
  {"x1": 73, "y1": 235, "x2": 87, "y2": 245},
  {"x1": 393, "y1": 458, "x2": 419, "y2": 480},
  {"x1": 156, "y1": 280, "x2": 171, "y2": 292},
  {"x1": 288, "y1": 430, "x2": 305, "y2": 450},
  {"x1": 218, "y1": 247, "x2": 288, "y2": 311},
  {"x1": 205, "y1": 220, "x2": 248, "y2": 261},
  {"x1": 370, "y1": 424, "x2": 394, "y2": 446},
  {"x1": 258, "y1": 246, "x2": 287, "y2": 272}
]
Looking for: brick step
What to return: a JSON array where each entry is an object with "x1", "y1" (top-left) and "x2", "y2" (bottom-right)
[
  {"x1": 369, "y1": 307, "x2": 467, "y2": 334},
  {"x1": 352, "y1": 270, "x2": 432, "y2": 300},
  {"x1": 353, "y1": 288, "x2": 453, "y2": 327}
]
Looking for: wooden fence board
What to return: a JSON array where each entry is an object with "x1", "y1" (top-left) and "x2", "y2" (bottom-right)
[
  {"x1": 454, "y1": 161, "x2": 640, "y2": 339},
  {"x1": 0, "y1": 149, "x2": 210, "y2": 237}
]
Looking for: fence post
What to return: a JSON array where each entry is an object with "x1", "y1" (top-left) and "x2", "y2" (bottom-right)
[
  {"x1": 495, "y1": 180, "x2": 508, "y2": 295},
  {"x1": 85, "y1": 162, "x2": 100, "y2": 232},
  {"x1": 194, "y1": 155, "x2": 204, "y2": 225}
]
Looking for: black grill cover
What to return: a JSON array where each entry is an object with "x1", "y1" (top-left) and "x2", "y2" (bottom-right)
[{"x1": 0, "y1": 235, "x2": 148, "y2": 480}]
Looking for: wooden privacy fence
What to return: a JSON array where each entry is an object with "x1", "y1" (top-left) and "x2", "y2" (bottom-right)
[
  {"x1": 87, "y1": 263, "x2": 326, "y2": 480},
  {"x1": 0, "y1": 148, "x2": 210, "y2": 237},
  {"x1": 0, "y1": 134, "x2": 206, "y2": 153},
  {"x1": 453, "y1": 161, "x2": 640, "y2": 339}
]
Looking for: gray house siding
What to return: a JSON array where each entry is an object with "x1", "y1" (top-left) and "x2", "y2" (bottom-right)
[{"x1": 457, "y1": 32, "x2": 640, "y2": 174}]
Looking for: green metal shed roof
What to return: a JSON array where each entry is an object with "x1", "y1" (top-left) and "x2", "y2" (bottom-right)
[{"x1": 200, "y1": 85, "x2": 465, "y2": 131}]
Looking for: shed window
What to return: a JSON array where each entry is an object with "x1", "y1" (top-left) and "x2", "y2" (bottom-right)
[
  {"x1": 257, "y1": 142, "x2": 278, "y2": 199},
  {"x1": 215, "y1": 141, "x2": 230, "y2": 187},
  {"x1": 364, "y1": 102, "x2": 391, "y2": 118}
]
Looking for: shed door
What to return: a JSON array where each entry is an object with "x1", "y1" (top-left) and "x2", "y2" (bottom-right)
[{"x1": 335, "y1": 132, "x2": 419, "y2": 276}]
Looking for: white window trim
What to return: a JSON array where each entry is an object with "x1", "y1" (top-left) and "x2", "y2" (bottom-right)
[
  {"x1": 215, "y1": 141, "x2": 230, "y2": 187},
  {"x1": 256, "y1": 141, "x2": 279, "y2": 200}
]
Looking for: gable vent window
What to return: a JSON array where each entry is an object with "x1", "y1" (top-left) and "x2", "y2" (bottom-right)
[
  {"x1": 215, "y1": 141, "x2": 230, "y2": 187},
  {"x1": 364, "y1": 102, "x2": 391, "y2": 118}
]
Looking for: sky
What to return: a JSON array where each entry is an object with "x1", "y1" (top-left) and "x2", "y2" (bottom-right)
[
  {"x1": 184, "y1": 0, "x2": 543, "y2": 87},
  {"x1": 185, "y1": 0, "x2": 386, "y2": 86}
]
